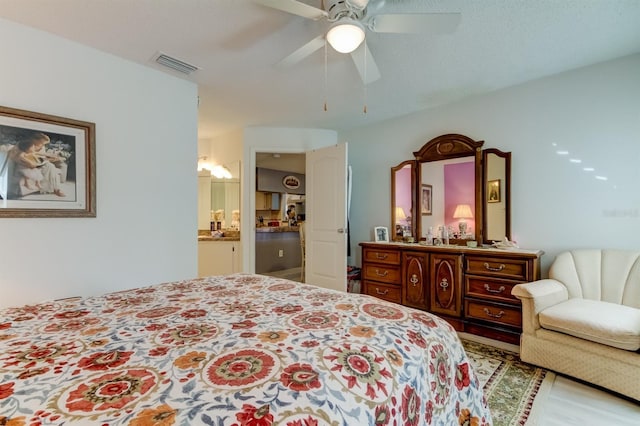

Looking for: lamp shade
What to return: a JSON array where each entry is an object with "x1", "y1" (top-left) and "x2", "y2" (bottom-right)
[
  {"x1": 326, "y1": 20, "x2": 365, "y2": 53},
  {"x1": 453, "y1": 204, "x2": 473, "y2": 219},
  {"x1": 395, "y1": 207, "x2": 407, "y2": 221}
]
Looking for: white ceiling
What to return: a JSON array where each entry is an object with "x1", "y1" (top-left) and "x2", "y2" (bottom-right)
[{"x1": 1, "y1": 0, "x2": 640, "y2": 139}]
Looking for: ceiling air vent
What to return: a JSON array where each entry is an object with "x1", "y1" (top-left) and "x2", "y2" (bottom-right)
[{"x1": 154, "y1": 53, "x2": 199, "y2": 75}]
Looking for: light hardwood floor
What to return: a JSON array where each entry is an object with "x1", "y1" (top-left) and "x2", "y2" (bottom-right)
[
  {"x1": 459, "y1": 333, "x2": 640, "y2": 425},
  {"x1": 539, "y1": 375, "x2": 640, "y2": 425}
]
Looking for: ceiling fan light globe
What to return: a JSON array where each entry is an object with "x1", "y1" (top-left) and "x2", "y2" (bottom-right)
[{"x1": 326, "y1": 22, "x2": 365, "y2": 53}]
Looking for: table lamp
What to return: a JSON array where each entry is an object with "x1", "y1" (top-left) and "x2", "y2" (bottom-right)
[{"x1": 453, "y1": 204, "x2": 473, "y2": 237}]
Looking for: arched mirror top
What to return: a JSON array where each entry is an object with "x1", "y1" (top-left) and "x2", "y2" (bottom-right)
[{"x1": 414, "y1": 133, "x2": 484, "y2": 163}]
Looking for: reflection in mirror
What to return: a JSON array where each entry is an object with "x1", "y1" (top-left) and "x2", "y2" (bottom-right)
[
  {"x1": 414, "y1": 134, "x2": 483, "y2": 244},
  {"x1": 483, "y1": 149, "x2": 511, "y2": 242},
  {"x1": 210, "y1": 161, "x2": 241, "y2": 231},
  {"x1": 391, "y1": 161, "x2": 415, "y2": 241},
  {"x1": 421, "y1": 157, "x2": 476, "y2": 240}
]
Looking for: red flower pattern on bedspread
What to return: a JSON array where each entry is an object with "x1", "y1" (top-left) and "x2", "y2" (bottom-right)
[{"x1": 0, "y1": 273, "x2": 491, "y2": 425}]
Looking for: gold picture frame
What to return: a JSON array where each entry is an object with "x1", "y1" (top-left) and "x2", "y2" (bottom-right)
[
  {"x1": 487, "y1": 179, "x2": 501, "y2": 203},
  {"x1": 421, "y1": 184, "x2": 432, "y2": 215}
]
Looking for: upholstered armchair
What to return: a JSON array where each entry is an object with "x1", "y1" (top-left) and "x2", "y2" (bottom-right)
[{"x1": 512, "y1": 249, "x2": 640, "y2": 401}]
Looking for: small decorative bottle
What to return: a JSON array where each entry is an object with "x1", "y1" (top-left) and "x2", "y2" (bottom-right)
[{"x1": 426, "y1": 227, "x2": 434, "y2": 245}]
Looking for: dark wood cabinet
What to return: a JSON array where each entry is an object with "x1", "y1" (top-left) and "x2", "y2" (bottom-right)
[
  {"x1": 430, "y1": 253, "x2": 462, "y2": 318},
  {"x1": 402, "y1": 251, "x2": 428, "y2": 310},
  {"x1": 360, "y1": 242, "x2": 542, "y2": 344},
  {"x1": 362, "y1": 247, "x2": 402, "y2": 304}
]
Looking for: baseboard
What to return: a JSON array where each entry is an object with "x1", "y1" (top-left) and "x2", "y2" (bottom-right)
[{"x1": 458, "y1": 331, "x2": 519, "y2": 353}]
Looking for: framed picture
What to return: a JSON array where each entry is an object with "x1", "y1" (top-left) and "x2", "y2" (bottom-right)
[
  {"x1": 421, "y1": 184, "x2": 432, "y2": 215},
  {"x1": 487, "y1": 179, "x2": 501, "y2": 203},
  {"x1": 374, "y1": 226, "x2": 389, "y2": 243},
  {"x1": 0, "y1": 106, "x2": 96, "y2": 218}
]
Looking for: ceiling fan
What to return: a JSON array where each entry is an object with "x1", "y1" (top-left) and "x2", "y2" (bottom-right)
[{"x1": 254, "y1": 0, "x2": 461, "y2": 84}]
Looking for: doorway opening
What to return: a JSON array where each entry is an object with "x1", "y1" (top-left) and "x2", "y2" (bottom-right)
[{"x1": 254, "y1": 152, "x2": 306, "y2": 282}]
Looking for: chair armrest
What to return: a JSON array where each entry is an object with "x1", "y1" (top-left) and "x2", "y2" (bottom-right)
[{"x1": 512, "y1": 279, "x2": 569, "y2": 334}]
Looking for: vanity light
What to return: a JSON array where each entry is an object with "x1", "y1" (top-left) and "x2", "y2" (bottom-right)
[
  {"x1": 212, "y1": 165, "x2": 232, "y2": 179},
  {"x1": 453, "y1": 204, "x2": 474, "y2": 237},
  {"x1": 326, "y1": 19, "x2": 365, "y2": 53},
  {"x1": 197, "y1": 155, "x2": 212, "y2": 172}
]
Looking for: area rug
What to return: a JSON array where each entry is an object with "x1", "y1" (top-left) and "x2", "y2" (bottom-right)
[{"x1": 462, "y1": 339, "x2": 556, "y2": 426}]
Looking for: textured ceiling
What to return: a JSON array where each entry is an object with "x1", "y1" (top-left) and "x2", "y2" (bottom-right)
[{"x1": 1, "y1": 0, "x2": 640, "y2": 139}]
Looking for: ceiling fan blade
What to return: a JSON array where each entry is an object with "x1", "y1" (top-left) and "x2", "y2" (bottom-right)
[
  {"x1": 253, "y1": 0, "x2": 328, "y2": 20},
  {"x1": 350, "y1": 41, "x2": 381, "y2": 85},
  {"x1": 368, "y1": 13, "x2": 461, "y2": 34},
  {"x1": 276, "y1": 35, "x2": 325, "y2": 69}
]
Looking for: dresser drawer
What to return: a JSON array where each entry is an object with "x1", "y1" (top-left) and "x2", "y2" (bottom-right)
[
  {"x1": 363, "y1": 248, "x2": 401, "y2": 265},
  {"x1": 465, "y1": 276, "x2": 520, "y2": 304},
  {"x1": 464, "y1": 299, "x2": 522, "y2": 328},
  {"x1": 465, "y1": 256, "x2": 529, "y2": 281},
  {"x1": 363, "y1": 264, "x2": 401, "y2": 284},
  {"x1": 363, "y1": 281, "x2": 402, "y2": 304}
]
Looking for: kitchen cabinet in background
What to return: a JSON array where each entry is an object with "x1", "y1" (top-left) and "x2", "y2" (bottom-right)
[{"x1": 255, "y1": 192, "x2": 280, "y2": 211}]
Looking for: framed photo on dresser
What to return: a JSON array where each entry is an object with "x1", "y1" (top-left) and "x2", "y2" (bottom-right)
[{"x1": 374, "y1": 226, "x2": 389, "y2": 242}]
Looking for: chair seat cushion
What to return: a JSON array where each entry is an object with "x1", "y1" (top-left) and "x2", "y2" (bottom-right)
[{"x1": 539, "y1": 299, "x2": 640, "y2": 351}]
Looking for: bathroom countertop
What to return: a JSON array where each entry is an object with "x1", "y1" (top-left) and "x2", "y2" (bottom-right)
[
  {"x1": 198, "y1": 236, "x2": 240, "y2": 242},
  {"x1": 255, "y1": 226, "x2": 299, "y2": 233},
  {"x1": 197, "y1": 230, "x2": 240, "y2": 242}
]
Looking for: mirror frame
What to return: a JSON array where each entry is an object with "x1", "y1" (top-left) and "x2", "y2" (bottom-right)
[
  {"x1": 413, "y1": 134, "x2": 484, "y2": 244},
  {"x1": 482, "y1": 148, "x2": 511, "y2": 242},
  {"x1": 390, "y1": 160, "x2": 417, "y2": 241}
]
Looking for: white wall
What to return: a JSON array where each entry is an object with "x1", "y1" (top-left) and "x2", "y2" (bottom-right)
[
  {"x1": 345, "y1": 53, "x2": 640, "y2": 273},
  {"x1": 0, "y1": 18, "x2": 198, "y2": 308},
  {"x1": 242, "y1": 127, "x2": 337, "y2": 272}
]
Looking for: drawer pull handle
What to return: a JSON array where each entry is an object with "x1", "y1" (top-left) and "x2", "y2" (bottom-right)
[
  {"x1": 439, "y1": 278, "x2": 449, "y2": 290},
  {"x1": 375, "y1": 269, "x2": 389, "y2": 277},
  {"x1": 483, "y1": 284, "x2": 506, "y2": 294},
  {"x1": 410, "y1": 274, "x2": 419, "y2": 286},
  {"x1": 484, "y1": 262, "x2": 506, "y2": 272},
  {"x1": 375, "y1": 253, "x2": 388, "y2": 260},
  {"x1": 483, "y1": 308, "x2": 505, "y2": 319},
  {"x1": 375, "y1": 288, "x2": 389, "y2": 295}
]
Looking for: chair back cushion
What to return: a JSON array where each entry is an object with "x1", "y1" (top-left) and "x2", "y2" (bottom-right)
[{"x1": 550, "y1": 249, "x2": 640, "y2": 308}]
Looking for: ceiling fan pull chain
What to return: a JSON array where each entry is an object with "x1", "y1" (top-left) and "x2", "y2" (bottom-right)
[
  {"x1": 324, "y1": 38, "x2": 328, "y2": 112},
  {"x1": 363, "y1": 40, "x2": 367, "y2": 114}
]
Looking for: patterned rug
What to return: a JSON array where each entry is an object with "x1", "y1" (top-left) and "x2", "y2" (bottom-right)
[{"x1": 462, "y1": 339, "x2": 555, "y2": 426}]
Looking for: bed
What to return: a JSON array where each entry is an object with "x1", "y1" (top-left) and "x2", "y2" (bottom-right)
[{"x1": 0, "y1": 273, "x2": 491, "y2": 425}]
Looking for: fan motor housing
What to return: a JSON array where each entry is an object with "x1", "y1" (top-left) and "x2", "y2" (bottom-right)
[{"x1": 324, "y1": 0, "x2": 365, "y2": 21}]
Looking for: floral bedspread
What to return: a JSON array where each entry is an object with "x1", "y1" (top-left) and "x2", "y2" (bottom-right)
[{"x1": 0, "y1": 273, "x2": 491, "y2": 425}]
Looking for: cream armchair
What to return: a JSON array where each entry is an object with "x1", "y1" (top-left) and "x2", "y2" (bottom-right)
[{"x1": 512, "y1": 249, "x2": 640, "y2": 401}]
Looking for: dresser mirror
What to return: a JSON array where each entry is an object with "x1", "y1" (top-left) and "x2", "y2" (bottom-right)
[
  {"x1": 482, "y1": 149, "x2": 511, "y2": 242},
  {"x1": 414, "y1": 134, "x2": 483, "y2": 244},
  {"x1": 390, "y1": 133, "x2": 514, "y2": 245},
  {"x1": 391, "y1": 161, "x2": 416, "y2": 241}
]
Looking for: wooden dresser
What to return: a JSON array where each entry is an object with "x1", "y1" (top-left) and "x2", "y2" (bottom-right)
[{"x1": 360, "y1": 242, "x2": 543, "y2": 344}]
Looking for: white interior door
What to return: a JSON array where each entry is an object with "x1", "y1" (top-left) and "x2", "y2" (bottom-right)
[{"x1": 305, "y1": 143, "x2": 348, "y2": 291}]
